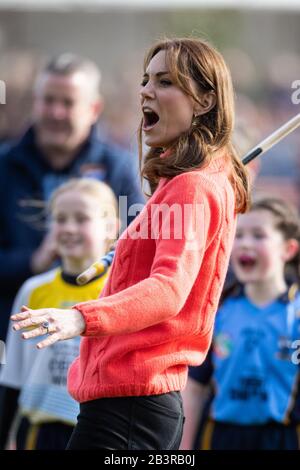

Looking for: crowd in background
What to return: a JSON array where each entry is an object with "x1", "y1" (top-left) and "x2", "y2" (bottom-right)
[{"x1": 0, "y1": 7, "x2": 299, "y2": 450}]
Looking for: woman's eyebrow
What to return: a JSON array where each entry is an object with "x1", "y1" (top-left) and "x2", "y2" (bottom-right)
[{"x1": 143, "y1": 71, "x2": 170, "y2": 78}]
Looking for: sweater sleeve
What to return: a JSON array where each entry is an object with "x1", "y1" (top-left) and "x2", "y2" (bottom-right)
[{"x1": 74, "y1": 173, "x2": 223, "y2": 336}]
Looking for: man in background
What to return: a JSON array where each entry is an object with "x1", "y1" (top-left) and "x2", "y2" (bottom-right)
[{"x1": 0, "y1": 53, "x2": 144, "y2": 341}]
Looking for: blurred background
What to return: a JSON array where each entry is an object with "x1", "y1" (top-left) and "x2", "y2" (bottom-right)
[{"x1": 0, "y1": 0, "x2": 300, "y2": 204}]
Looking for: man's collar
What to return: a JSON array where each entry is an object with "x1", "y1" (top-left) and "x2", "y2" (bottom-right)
[{"x1": 13, "y1": 124, "x2": 100, "y2": 164}]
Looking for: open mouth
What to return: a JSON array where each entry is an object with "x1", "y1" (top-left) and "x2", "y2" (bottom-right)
[
  {"x1": 238, "y1": 254, "x2": 257, "y2": 269},
  {"x1": 142, "y1": 109, "x2": 160, "y2": 130}
]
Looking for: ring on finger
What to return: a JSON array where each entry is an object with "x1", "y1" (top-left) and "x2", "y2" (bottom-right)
[{"x1": 42, "y1": 320, "x2": 50, "y2": 335}]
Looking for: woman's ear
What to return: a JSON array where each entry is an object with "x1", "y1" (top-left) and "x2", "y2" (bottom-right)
[{"x1": 194, "y1": 91, "x2": 216, "y2": 116}]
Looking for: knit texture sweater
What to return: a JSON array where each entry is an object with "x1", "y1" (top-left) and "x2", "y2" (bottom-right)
[{"x1": 68, "y1": 155, "x2": 237, "y2": 403}]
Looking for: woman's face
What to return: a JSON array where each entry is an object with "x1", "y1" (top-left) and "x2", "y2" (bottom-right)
[{"x1": 140, "y1": 50, "x2": 196, "y2": 148}]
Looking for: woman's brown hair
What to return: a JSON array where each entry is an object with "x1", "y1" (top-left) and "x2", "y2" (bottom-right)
[{"x1": 138, "y1": 37, "x2": 250, "y2": 213}]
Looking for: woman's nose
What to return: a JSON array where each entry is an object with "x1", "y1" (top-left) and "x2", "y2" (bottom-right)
[{"x1": 140, "y1": 81, "x2": 155, "y2": 100}]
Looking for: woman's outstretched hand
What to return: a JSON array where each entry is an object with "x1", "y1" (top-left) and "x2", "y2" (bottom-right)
[{"x1": 10, "y1": 306, "x2": 86, "y2": 349}]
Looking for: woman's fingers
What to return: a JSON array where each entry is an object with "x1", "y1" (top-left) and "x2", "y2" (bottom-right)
[
  {"x1": 11, "y1": 311, "x2": 32, "y2": 321},
  {"x1": 12, "y1": 316, "x2": 47, "y2": 331},
  {"x1": 11, "y1": 307, "x2": 52, "y2": 321},
  {"x1": 10, "y1": 307, "x2": 83, "y2": 349},
  {"x1": 22, "y1": 324, "x2": 56, "y2": 339},
  {"x1": 21, "y1": 305, "x2": 30, "y2": 311},
  {"x1": 36, "y1": 332, "x2": 60, "y2": 349}
]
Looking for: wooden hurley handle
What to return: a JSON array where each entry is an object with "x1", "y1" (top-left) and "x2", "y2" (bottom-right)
[
  {"x1": 76, "y1": 262, "x2": 106, "y2": 285},
  {"x1": 242, "y1": 113, "x2": 300, "y2": 165}
]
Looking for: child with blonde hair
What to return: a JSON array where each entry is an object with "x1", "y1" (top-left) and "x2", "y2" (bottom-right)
[{"x1": 0, "y1": 178, "x2": 118, "y2": 449}]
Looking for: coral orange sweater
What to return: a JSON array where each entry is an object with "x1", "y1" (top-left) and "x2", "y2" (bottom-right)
[{"x1": 68, "y1": 155, "x2": 237, "y2": 403}]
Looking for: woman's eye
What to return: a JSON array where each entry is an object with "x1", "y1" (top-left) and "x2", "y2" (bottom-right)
[
  {"x1": 160, "y1": 79, "x2": 172, "y2": 86},
  {"x1": 140, "y1": 79, "x2": 148, "y2": 87}
]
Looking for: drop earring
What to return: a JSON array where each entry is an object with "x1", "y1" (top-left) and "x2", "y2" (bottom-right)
[{"x1": 192, "y1": 114, "x2": 199, "y2": 126}]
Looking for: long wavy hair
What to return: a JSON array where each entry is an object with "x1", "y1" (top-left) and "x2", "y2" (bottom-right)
[{"x1": 138, "y1": 37, "x2": 250, "y2": 213}]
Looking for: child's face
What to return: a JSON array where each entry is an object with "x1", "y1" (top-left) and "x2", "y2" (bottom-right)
[
  {"x1": 231, "y1": 209, "x2": 290, "y2": 284},
  {"x1": 51, "y1": 190, "x2": 110, "y2": 264}
]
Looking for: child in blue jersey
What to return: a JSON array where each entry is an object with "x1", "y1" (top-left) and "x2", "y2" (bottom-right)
[
  {"x1": 0, "y1": 178, "x2": 119, "y2": 450},
  {"x1": 181, "y1": 197, "x2": 300, "y2": 450}
]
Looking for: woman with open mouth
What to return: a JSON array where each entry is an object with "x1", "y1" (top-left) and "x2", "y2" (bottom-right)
[{"x1": 10, "y1": 37, "x2": 250, "y2": 450}]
